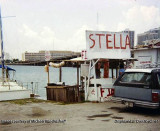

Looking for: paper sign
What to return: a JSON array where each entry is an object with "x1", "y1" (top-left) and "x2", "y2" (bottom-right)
[{"x1": 45, "y1": 51, "x2": 51, "y2": 61}]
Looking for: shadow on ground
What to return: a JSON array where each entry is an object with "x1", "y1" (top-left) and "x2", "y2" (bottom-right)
[{"x1": 108, "y1": 106, "x2": 160, "y2": 117}]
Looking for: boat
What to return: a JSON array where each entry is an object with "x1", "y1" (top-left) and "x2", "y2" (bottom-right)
[{"x1": 0, "y1": 6, "x2": 31, "y2": 101}]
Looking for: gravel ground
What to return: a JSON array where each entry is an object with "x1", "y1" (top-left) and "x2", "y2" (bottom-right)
[{"x1": 0, "y1": 100, "x2": 160, "y2": 131}]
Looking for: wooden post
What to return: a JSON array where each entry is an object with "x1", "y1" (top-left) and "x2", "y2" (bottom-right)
[
  {"x1": 112, "y1": 68, "x2": 114, "y2": 78},
  {"x1": 59, "y1": 67, "x2": 62, "y2": 82},
  {"x1": 47, "y1": 61, "x2": 50, "y2": 83},
  {"x1": 116, "y1": 68, "x2": 118, "y2": 78},
  {"x1": 104, "y1": 60, "x2": 109, "y2": 78}
]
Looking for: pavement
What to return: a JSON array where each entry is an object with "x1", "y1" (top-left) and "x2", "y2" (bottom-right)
[{"x1": 0, "y1": 100, "x2": 160, "y2": 131}]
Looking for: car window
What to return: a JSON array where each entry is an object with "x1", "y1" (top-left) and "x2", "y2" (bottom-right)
[
  {"x1": 157, "y1": 73, "x2": 160, "y2": 86},
  {"x1": 120, "y1": 72, "x2": 151, "y2": 85}
]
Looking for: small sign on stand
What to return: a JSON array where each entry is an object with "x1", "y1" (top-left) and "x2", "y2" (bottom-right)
[
  {"x1": 45, "y1": 51, "x2": 51, "y2": 61},
  {"x1": 81, "y1": 50, "x2": 87, "y2": 60}
]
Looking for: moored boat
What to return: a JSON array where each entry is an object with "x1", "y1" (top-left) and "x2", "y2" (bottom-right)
[{"x1": 0, "y1": 6, "x2": 31, "y2": 101}]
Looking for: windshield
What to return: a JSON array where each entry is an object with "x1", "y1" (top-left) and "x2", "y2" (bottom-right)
[{"x1": 120, "y1": 72, "x2": 151, "y2": 85}]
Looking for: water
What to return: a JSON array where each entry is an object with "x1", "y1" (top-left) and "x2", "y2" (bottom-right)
[
  {"x1": 6, "y1": 65, "x2": 78, "y2": 99},
  {"x1": 1, "y1": 65, "x2": 117, "y2": 100}
]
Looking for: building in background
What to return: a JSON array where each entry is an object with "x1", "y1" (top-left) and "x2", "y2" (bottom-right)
[
  {"x1": 22, "y1": 50, "x2": 80, "y2": 61},
  {"x1": 134, "y1": 40, "x2": 160, "y2": 68},
  {"x1": 137, "y1": 27, "x2": 160, "y2": 45},
  {"x1": 122, "y1": 29, "x2": 135, "y2": 49}
]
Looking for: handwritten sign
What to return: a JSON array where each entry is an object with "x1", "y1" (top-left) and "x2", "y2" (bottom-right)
[
  {"x1": 100, "y1": 88, "x2": 114, "y2": 101},
  {"x1": 45, "y1": 51, "x2": 51, "y2": 61},
  {"x1": 138, "y1": 56, "x2": 151, "y2": 65},
  {"x1": 86, "y1": 30, "x2": 131, "y2": 59},
  {"x1": 81, "y1": 50, "x2": 87, "y2": 60}
]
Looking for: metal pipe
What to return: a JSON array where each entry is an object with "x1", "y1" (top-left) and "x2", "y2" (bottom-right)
[
  {"x1": 77, "y1": 62, "x2": 79, "y2": 100},
  {"x1": 90, "y1": 58, "x2": 100, "y2": 70}
]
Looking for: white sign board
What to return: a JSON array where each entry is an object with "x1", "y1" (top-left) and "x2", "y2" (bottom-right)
[
  {"x1": 45, "y1": 51, "x2": 51, "y2": 61},
  {"x1": 138, "y1": 56, "x2": 152, "y2": 65},
  {"x1": 81, "y1": 64, "x2": 89, "y2": 77},
  {"x1": 86, "y1": 30, "x2": 131, "y2": 59}
]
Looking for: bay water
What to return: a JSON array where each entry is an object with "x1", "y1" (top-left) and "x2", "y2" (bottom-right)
[
  {"x1": 3, "y1": 65, "x2": 117, "y2": 100},
  {"x1": 8, "y1": 65, "x2": 78, "y2": 99}
]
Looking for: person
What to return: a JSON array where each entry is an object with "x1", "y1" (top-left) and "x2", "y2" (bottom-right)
[{"x1": 119, "y1": 63, "x2": 125, "y2": 76}]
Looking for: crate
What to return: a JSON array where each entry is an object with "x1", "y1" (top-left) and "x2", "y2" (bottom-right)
[{"x1": 46, "y1": 84, "x2": 78, "y2": 102}]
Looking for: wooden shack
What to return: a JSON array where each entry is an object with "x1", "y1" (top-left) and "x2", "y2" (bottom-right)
[{"x1": 45, "y1": 59, "x2": 83, "y2": 102}]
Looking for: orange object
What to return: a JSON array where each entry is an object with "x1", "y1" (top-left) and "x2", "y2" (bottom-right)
[{"x1": 44, "y1": 65, "x2": 49, "y2": 72}]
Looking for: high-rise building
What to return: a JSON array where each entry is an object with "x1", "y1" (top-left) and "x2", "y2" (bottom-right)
[
  {"x1": 122, "y1": 29, "x2": 135, "y2": 49},
  {"x1": 137, "y1": 27, "x2": 160, "y2": 45}
]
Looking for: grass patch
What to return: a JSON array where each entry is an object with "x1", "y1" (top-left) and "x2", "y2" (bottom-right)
[
  {"x1": 1, "y1": 98, "x2": 47, "y2": 105},
  {"x1": 55, "y1": 101, "x2": 86, "y2": 105},
  {"x1": 0, "y1": 98, "x2": 89, "y2": 105}
]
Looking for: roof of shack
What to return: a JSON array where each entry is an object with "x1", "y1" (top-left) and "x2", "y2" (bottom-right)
[{"x1": 64, "y1": 57, "x2": 137, "y2": 63}]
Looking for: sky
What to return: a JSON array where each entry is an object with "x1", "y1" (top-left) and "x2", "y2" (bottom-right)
[{"x1": 0, "y1": 0, "x2": 160, "y2": 60}]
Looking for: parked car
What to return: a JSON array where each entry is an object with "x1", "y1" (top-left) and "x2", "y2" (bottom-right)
[{"x1": 112, "y1": 68, "x2": 160, "y2": 109}]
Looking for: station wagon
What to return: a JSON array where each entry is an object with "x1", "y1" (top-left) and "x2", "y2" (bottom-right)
[{"x1": 112, "y1": 68, "x2": 160, "y2": 109}]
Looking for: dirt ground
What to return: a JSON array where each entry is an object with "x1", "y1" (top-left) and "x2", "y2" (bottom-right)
[{"x1": 0, "y1": 100, "x2": 160, "y2": 131}]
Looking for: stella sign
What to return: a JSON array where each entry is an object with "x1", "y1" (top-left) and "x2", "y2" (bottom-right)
[{"x1": 86, "y1": 30, "x2": 131, "y2": 59}]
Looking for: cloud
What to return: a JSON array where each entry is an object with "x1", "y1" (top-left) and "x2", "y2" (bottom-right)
[
  {"x1": 18, "y1": 24, "x2": 56, "y2": 51},
  {"x1": 16, "y1": 24, "x2": 92, "y2": 57},
  {"x1": 63, "y1": 24, "x2": 111, "y2": 52},
  {"x1": 65, "y1": 25, "x2": 92, "y2": 52},
  {"x1": 22, "y1": 24, "x2": 38, "y2": 38},
  {"x1": 117, "y1": 5, "x2": 160, "y2": 33},
  {"x1": 16, "y1": 23, "x2": 122, "y2": 58},
  {"x1": 3, "y1": 0, "x2": 160, "y2": 59}
]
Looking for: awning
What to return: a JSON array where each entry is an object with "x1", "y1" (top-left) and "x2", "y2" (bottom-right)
[{"x1": 0, "y1": 65, "x2": 16, "y2": 71}]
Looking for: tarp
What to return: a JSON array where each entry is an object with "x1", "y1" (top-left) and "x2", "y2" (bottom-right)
[
  {"x1": 49, "y1": 61, "x2": 65, "y2": 68},
  {"x1": 0, "y1": 65, "x2": 16, "y2": 71}
]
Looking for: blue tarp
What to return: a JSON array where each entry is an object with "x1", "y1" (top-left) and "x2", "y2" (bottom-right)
[{"x1": 0, "y1": 65, "x2": 16, "y2": 71}]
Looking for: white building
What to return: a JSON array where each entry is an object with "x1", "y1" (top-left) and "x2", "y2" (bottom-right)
[
  {"x1": 22, "y1": 50, "x2": 80, "y2": 61},
  {"x1": 134, "y1": 41, "x2": 160, "y2": 67}
]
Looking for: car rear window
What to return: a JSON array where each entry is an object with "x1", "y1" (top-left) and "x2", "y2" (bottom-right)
[
  {"x1": 157, "y1": 73, "x2": 160, "y2": 86},
  {"x1": 119, "y1": 72, "x2": 151, "y2": 86}
]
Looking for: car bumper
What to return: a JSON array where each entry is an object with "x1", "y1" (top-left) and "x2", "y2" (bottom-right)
[{"x1": 112, "y1": 97, "x2": 159, "y2": 109}]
